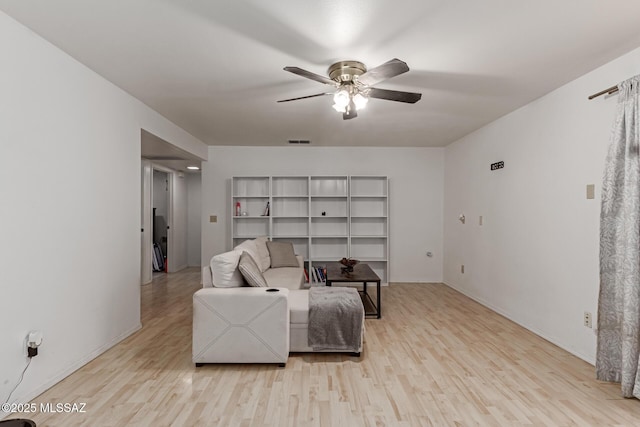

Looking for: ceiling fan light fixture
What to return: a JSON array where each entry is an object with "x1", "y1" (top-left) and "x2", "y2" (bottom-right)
[
  {"x1": 333, "y1": 89, "x2": 351, "y2": 112},
  {"x1": 353, "y1": 93, "x2": 368, "y2": 110},
  {"x1": 333, "y1": 89, "x2": 350, "y2": 109}
]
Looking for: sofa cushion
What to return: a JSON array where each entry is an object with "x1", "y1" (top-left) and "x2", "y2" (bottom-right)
[
  {"x1": 234, "y1": 239, "x2": 262, "y2": 271},
  {"x1": 238, "y1": 251, "x2": 268, "y2": 287},
  {"x1": 263, "y1": 266, "x2": 304, "y2": 290},
  {"x1": 210, "y1": 250, "x2": 245, "y2": 288},
  {"x1": 254, "y1": 236, "x2": 271, "y2": 272},
  {"x1": 288, "y1": 289, "x2": 309, "y2": 324},
  {"x1": 266, "y1": 241, "x2": 299, "y2": 268}
]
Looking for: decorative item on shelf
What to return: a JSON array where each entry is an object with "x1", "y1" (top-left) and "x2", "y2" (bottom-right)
[
  {"x1": 339, "y1": 257, "x2": 359, "y2": 274},
  {"x1": 241, "y1": 211, "x2": 248, "y2": 216},
  {"x1": 262, "y1": 201, "x2": 270, "y2": 216},
  {"x1": 321, "y1": 211, "x2": 326, "y2": 216},
  {"x1": 235, "y1": 202, "x2": 241, "y2": 217}
]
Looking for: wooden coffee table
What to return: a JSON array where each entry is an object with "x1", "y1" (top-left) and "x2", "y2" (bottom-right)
[{"x1": 325, "y1": 263, "x2": 381, "y2": 318}]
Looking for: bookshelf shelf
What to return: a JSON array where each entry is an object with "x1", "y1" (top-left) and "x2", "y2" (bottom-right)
[{"x1": 231, "y1": 176, "x2": 389, "y2": 284}]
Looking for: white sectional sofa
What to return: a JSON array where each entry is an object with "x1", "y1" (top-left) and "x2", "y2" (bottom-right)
[{"x1": 193, "y1": 237, "x2": 364, "y2": 366}]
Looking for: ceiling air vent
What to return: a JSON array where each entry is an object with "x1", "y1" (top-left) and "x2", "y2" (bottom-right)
[{"x1": 288, "y1": 140, "x2": 311, "y2": 144}]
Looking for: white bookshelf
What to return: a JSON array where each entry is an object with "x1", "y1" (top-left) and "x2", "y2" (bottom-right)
[
  {"x1": 231, "y1": 176, "x2": 389, "y2": 284},
  {"x1": 349, "y1": 176, "x2": 389, "y2": 282},
  {"x1": 231, "y1": 176, "x2": 270, "y2": 247}
]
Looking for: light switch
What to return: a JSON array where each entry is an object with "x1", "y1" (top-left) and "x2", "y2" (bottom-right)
[
  {"x1": 586, "y1": 184, "x2": 595, "y2": 200},
  {"x1": 209, "y1": 215, "x2": 217, "y2": 223}
]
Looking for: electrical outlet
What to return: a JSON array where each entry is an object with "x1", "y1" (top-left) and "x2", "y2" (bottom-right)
[
  {"x1": 461, "y1": 264, "x2": 465, "y2": 274},
  {"x1": 584, "y1": 311, "x2": 592, "y2": 328},
  {"x1": 27, "y1": 330, "x2": 42, "y2": 358}
]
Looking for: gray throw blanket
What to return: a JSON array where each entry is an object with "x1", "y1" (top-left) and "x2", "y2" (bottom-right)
[{"x1": 308, "y1": 287, "x2": 364, "y2": 352}]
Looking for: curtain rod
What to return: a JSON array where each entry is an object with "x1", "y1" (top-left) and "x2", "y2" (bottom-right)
[{"x1": 588, "y1": 85, "x2": 619, "y2": 100}]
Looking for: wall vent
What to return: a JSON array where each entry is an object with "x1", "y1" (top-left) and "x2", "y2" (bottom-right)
[{"x1": 288, "y1": 140, "x2": 311, "y2": 144}]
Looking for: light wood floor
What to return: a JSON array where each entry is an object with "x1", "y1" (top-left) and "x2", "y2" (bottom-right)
[{"x1": 21, "y1": 268, "x2": 640, "y2": 426}]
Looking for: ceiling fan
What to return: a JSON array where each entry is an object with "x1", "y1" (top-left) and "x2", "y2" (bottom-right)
[{"x1": 277, "y1": 58, "x2": 422, "y2": 120}]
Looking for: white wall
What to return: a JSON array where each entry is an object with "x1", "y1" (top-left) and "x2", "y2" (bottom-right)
[
  {"x1": 0, "y1": 11, "x2": 206, "y2": 405},
  {"x1": 443, "y1": 46, "x2": 640, "y2": 363},
  {"x1": 153, "y1": 170, "x2": 169, "y2": 220},
  {"x1": 202, "y1": 146, "x2": 444, "y2": 283},
  {"x1": 171, "y1": 172, "x2": 189, "y2": 271},
  {"x1": 187, "y1": 173, "x2": 202, "y2": 267}
]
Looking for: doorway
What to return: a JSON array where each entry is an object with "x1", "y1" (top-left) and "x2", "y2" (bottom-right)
[
  {"x1": 152, "y1": 169, "x2": 170, "y2": 277},
  {"x1": 140, "y1": 129, "x2": 204, "y2": 285},
  {"x1": 140, "y1": 160, "x2": 174, "y2": 285}
]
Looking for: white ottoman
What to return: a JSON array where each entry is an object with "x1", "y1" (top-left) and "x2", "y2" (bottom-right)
[{"x1": 193, "y1": 287, "x2": 290, "y2": 366}]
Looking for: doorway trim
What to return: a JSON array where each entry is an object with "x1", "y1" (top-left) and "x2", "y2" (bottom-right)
[{"x1": 141, "y1": 160, "x2": 152, "y2": 285}]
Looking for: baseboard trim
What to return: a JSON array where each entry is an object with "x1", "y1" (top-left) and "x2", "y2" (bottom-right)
[
  {"x1": 10, "y1": 323, "x2": 142, "y2": 407},
  {"x1": 442, "y1": 281, "x2": 595, "y2": 365}
]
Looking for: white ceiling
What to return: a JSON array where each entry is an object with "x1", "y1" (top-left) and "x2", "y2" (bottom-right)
[{"x1": 3, "y1": 0, "x2": 640, "y2": 147}]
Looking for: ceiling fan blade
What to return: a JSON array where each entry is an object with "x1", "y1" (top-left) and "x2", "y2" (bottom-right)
[
  {"x1": 277, "y1": 93, "x2": 330, "y2": 103},
  {"x1": 368, "y1": 87, "x2": 422, "y2": 103},
  {"x1": 284, "y1": 66, "x2": 336, "y2": 85},
  {"x1": 343, "y1": 99, "x2": 358, "y2": 120},
  {"x1": 357, "y1": 58, "x2": 410, "y2": 87},
  {"x1": 343, "y1": 109, "x2": 358, "y2": 120}
]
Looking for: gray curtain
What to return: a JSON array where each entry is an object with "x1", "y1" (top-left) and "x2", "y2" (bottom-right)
[{"x1": 597, "y1": 75, "x2": 640, "y2": 398}]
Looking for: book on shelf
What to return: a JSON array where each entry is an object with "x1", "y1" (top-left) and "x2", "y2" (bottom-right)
[
  {"x1": 314, "y1": 266, "x2": 325, "y2": 282},
  {"x1": 311, "y1": 268, "x2": 318, "y2": 283},
  {"x1": 303, "y1": 268, "x2": 309, "y2": 283}
]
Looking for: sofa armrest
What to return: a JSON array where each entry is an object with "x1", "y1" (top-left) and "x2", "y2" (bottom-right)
[
  {"x1": 193, "y1": 287, "x2": 290, "y2": 364},
  {"x1": 295, "y1": 255, "x2": 304, "y2": 268}
]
